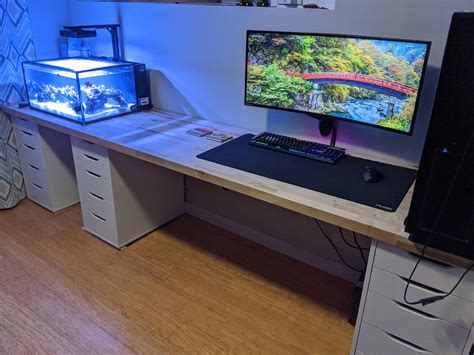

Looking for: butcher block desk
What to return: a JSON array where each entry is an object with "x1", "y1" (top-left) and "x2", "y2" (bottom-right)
[
  {"x1": 2, "y1": 105, "x2": 469, "y2": 266},
  {"x1": 4, "y1": 106, "x2": 474, "y2": 355}
]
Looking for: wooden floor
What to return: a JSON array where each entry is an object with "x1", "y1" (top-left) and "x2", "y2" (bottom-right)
[{"x1": 0, "y1": 200, "x2": 354, "y2": 354}]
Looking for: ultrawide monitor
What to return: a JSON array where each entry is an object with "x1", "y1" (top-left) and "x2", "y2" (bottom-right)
[{"x1": 245, "y1": 31, "x2": 430, "y2": 135}]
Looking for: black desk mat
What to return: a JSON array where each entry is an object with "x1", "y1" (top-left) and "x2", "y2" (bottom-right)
[{"x1": 197, "y1": 134, "x2": 417, "y2": 212}]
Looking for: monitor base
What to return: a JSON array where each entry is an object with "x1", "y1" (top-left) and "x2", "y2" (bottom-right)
[
  {"x1": 318, "y1": 116, "x2": 334, "y2": 137},
  {"x1": 307, "y1": 114, "x2": 337, "y2": 147}
]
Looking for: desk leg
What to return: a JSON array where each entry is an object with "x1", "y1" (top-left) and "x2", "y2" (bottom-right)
[
  {"x1": 350, "y1": 240, "x2": 377, "y2": 355},
  {"x1": 72, "y1": 136, "x2": 185, "y2": 248},
  {"x1": 463, "y1": 324, "x2": 474, "y2": 355}
]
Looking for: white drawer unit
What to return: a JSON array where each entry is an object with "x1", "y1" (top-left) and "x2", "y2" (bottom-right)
[
  {"x1": 370, "y1": 267, "x2": 474, "y2": 329},
  {"x1": 11, "y1": 116, "x2": 79, "y2": 212},
  {"x1": 363, "y1": 291, "x2": 469, "y2": 354},
  {"x1": 71, "y1": 136, "x2": 185, "y2": 248},
  {"x1": 16, "y1": 127, "x2": 41, "y2": 150},
  {"x1": 25, "y1": 179, "x2": 52, "y2": 210},
  {"x1": 463, "y1": 324, "x2": 474, "y2": 355},
  {"x1": 17, "y1": 137, "x2": 45, "y2": 171},
  {"x1": 76, "y1": 167, "x2": 114, "y2": 203},
  {"x1": 12, "y1": 115, "x2": 39, "y2": 135},
  {"x1": 352, "y1": 241, "x2": 474, "y2": 355},
  {"x1": 357, "y1": 322, "x2": 434, "y2": 355},
  {"x1": 71, "y1": 137, "x2": 112, "y2": 180},
  {"x1": 374, "y1": 242, "x2": 474, "y2": 303}
]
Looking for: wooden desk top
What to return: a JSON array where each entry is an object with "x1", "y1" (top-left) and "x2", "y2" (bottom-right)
[{"x1": 3, "y1": 106, "x2": 470, "y2": 267}]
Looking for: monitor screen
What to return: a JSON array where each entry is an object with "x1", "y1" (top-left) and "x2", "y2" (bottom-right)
[{"x1": 245, "y1": 31, "x2": 430, "y2": 135}]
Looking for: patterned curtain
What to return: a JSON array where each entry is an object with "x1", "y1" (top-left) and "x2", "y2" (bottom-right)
[{"x1": 0, "y1": 0, "x2": 36, "y2": 209}]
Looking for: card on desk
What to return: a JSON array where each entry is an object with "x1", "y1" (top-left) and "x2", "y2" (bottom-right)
[
  {"x1": 206, "y1": 132, "x2": 234, "y2": 143},
  {"x1": 186, "y1": 128, "x2": 213, "y2": 137}
]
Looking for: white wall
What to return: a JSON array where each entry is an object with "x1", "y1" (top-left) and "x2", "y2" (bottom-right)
[
  {"x1": 49, "y1": 0, "x2": 474, "y2": 282},
  {"x1": 28, "y1": 0, "x2": 71, "y2": 58},
  {"x1": 67, "y1": 0, "x2": 473, "y2": 165},
  {"x1": 185, "y1": 178, "x2": 368, "y2": 281}
]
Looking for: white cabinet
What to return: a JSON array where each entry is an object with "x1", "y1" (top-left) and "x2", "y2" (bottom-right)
[
  {"x1": 12, "y1": 116, "x2": 79, "y2": 212},
  {"x1": 463, "y1": 324, "x2": 474, "y2": 355},
  {"x1": 374, "y1": 242, "x2": 474, "y2": 302},
  {"x1": 363, "y1": 291, "x2": 469, "y2": 354},
  {"x1": 71, "y1": 136, "x2": 184, "y2": 248},
  {"x1": 357, "y1": 322, "x2": 433, "y2": 355},
  {"x1": 369, "y1": 267, "x2": 474, "y2": 329},
  {"x1": 352, "y1": 241, "x2": 474, "y2": 355}
]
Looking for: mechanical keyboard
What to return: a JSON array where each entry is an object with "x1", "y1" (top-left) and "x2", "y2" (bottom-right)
[{"x1": 249, "y1": 132, "x2": 345, "y2": 164}]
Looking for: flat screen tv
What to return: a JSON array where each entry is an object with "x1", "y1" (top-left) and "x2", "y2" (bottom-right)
[{"x1": 245, "y1": 31, "x2": 431, "y2": 135}]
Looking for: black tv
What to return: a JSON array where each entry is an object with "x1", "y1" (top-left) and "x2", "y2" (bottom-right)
[{"x1": 245, "y1": 31, "x2": 430, "y2": 135}]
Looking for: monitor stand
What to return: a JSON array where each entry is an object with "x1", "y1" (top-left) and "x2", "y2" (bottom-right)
[{"x1": 308, "y1": 114, "x2": 337, "y2": 147}]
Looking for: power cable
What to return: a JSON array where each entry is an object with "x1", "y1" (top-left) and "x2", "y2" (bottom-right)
[
  {"x1": 315, "y1": 219, "x2": 364, "y2": 273},
  {"x1": 338, "y1": 227, "x2": 369, "y2": 252},
  {"x1": 352, "y1": 231, "x2": 367, "y2": 265}
]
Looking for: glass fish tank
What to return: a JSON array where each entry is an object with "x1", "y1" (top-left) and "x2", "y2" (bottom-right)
[{"x1": 22, "y1": 58, "x2": 146, "y2": 124}]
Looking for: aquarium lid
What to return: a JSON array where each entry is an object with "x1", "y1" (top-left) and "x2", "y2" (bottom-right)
[{"x1": 37, "y1": 58, "x2": 128, "y2": 72}]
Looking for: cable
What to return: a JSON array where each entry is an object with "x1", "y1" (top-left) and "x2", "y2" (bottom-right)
[
  {"x1": 436, "y1": 264, "x2": 473, "y2": 297},
  {"x1": 404, "y1": 131, "x2": 474, "y2": 306},
  {"x1": 315, "y1": 219, "x2": 364, "y2": 273},
  {"x1": 403, "y1": 231, "x2": 473, "y2": 306},
  {"x1": 337, "y1": 227, "x2": 368, "y2": 267},
  {"x1": 404, "y1": 250, "x2": 473, "y2": 306},
  {"x1": 330, "y1": 123, "x2": 337, "y2": 147},
  {"x1": 352, "y1": 231, "x2": 367, "y2": 265},
  {"x1": 337, "y1": 227, "x2": 357, "y2": 248},
  {"x1": 403, "y1": 234, "x2": 432, "y2": 305},
  {"x1": 337, "y1": 227, "x2": 369, "y2": 251}
]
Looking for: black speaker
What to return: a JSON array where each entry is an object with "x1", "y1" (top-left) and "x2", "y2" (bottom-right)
[{"x1": 405, "y1": 12, "x2": 474, "y2": 260}]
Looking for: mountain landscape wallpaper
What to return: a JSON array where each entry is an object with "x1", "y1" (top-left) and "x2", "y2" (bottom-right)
[{"x1": 245, "y1": 32, "x2": 429, "y2": 133}]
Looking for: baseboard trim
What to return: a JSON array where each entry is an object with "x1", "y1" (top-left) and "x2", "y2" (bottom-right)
[{"x1": 185, "y1": 203, "x2": 359, "y2": 283}]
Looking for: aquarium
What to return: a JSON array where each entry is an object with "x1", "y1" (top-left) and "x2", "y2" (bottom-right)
[{"x1": 22, "y1": 58, "x2": 149, "y2": 124}]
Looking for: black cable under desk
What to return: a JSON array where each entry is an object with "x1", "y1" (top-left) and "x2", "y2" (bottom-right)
[{"x1": 197, "y1": 134, "x2": 417, "y2": 212}]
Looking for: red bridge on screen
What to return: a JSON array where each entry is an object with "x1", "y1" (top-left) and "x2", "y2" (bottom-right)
[{"x1": 286, "y1": 71, "x2": 417, "y2": 99}]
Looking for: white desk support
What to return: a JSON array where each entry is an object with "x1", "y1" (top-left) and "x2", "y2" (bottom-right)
[
  {"x1": 71, "y1": 136, "x2": 184, "y2": 249},
  {"x1": 11, "y1": 116, "x2": 79, "y2": 212},
  {"x1": 352, "y1": 241, "x2": 474, "y2": 355}
]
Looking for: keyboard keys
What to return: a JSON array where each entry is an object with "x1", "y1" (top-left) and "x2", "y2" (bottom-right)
[{"x1": 249, "y1": 132, "x2": 345, "y2": 164}]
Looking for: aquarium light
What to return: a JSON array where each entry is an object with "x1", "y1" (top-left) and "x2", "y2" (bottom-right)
[
  {"x1": 60, "y1": 24, "x2": 122, "y2": 62},
  {"x1": 40, "y1": 58, "x2": 124, "y2": 72}
]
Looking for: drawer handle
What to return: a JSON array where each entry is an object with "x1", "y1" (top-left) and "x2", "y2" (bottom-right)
[
  {"x1": 28, "y1": 163, "x2": 39, "y2": 171},
  {"x1": 32, "y1": 183, "x2": 43, "y2": 190},
  {"x1": 90, "y1": 212, "x2": 106, "y2": 222},
  {"x1": 393, "y1": 300, "x2": 438, "y2": 320},
  {"x1": 21, "y1": 130, "x2": 33, "y2": 136},
  {"x1": 81, "y1": 139, "x2": 95, "y2": 145},
  {"x1": 398, "y1": 275, "x2": 445, "y2": 295},
  {"x1": 85, "y1": 170, "x2": 101, "y2": 178},
  {"x1": 83, "y1": 153, "x2": 99, "y2": 162},
  {"x1": 89, "y1": 192, "x2": 104, "y2": 201},
  {"x1": 24, "y1": 144, "x2": 35, "y2": 151},
  {"x1": 17, "y1": 117, "x2": 28, "y2": 122},
  {"x1": 408, "y1": 252, "x2": 452, "y2": 268},
  {"x1": 385, "y1": 331, "x2": 431, "y2": 354}
]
